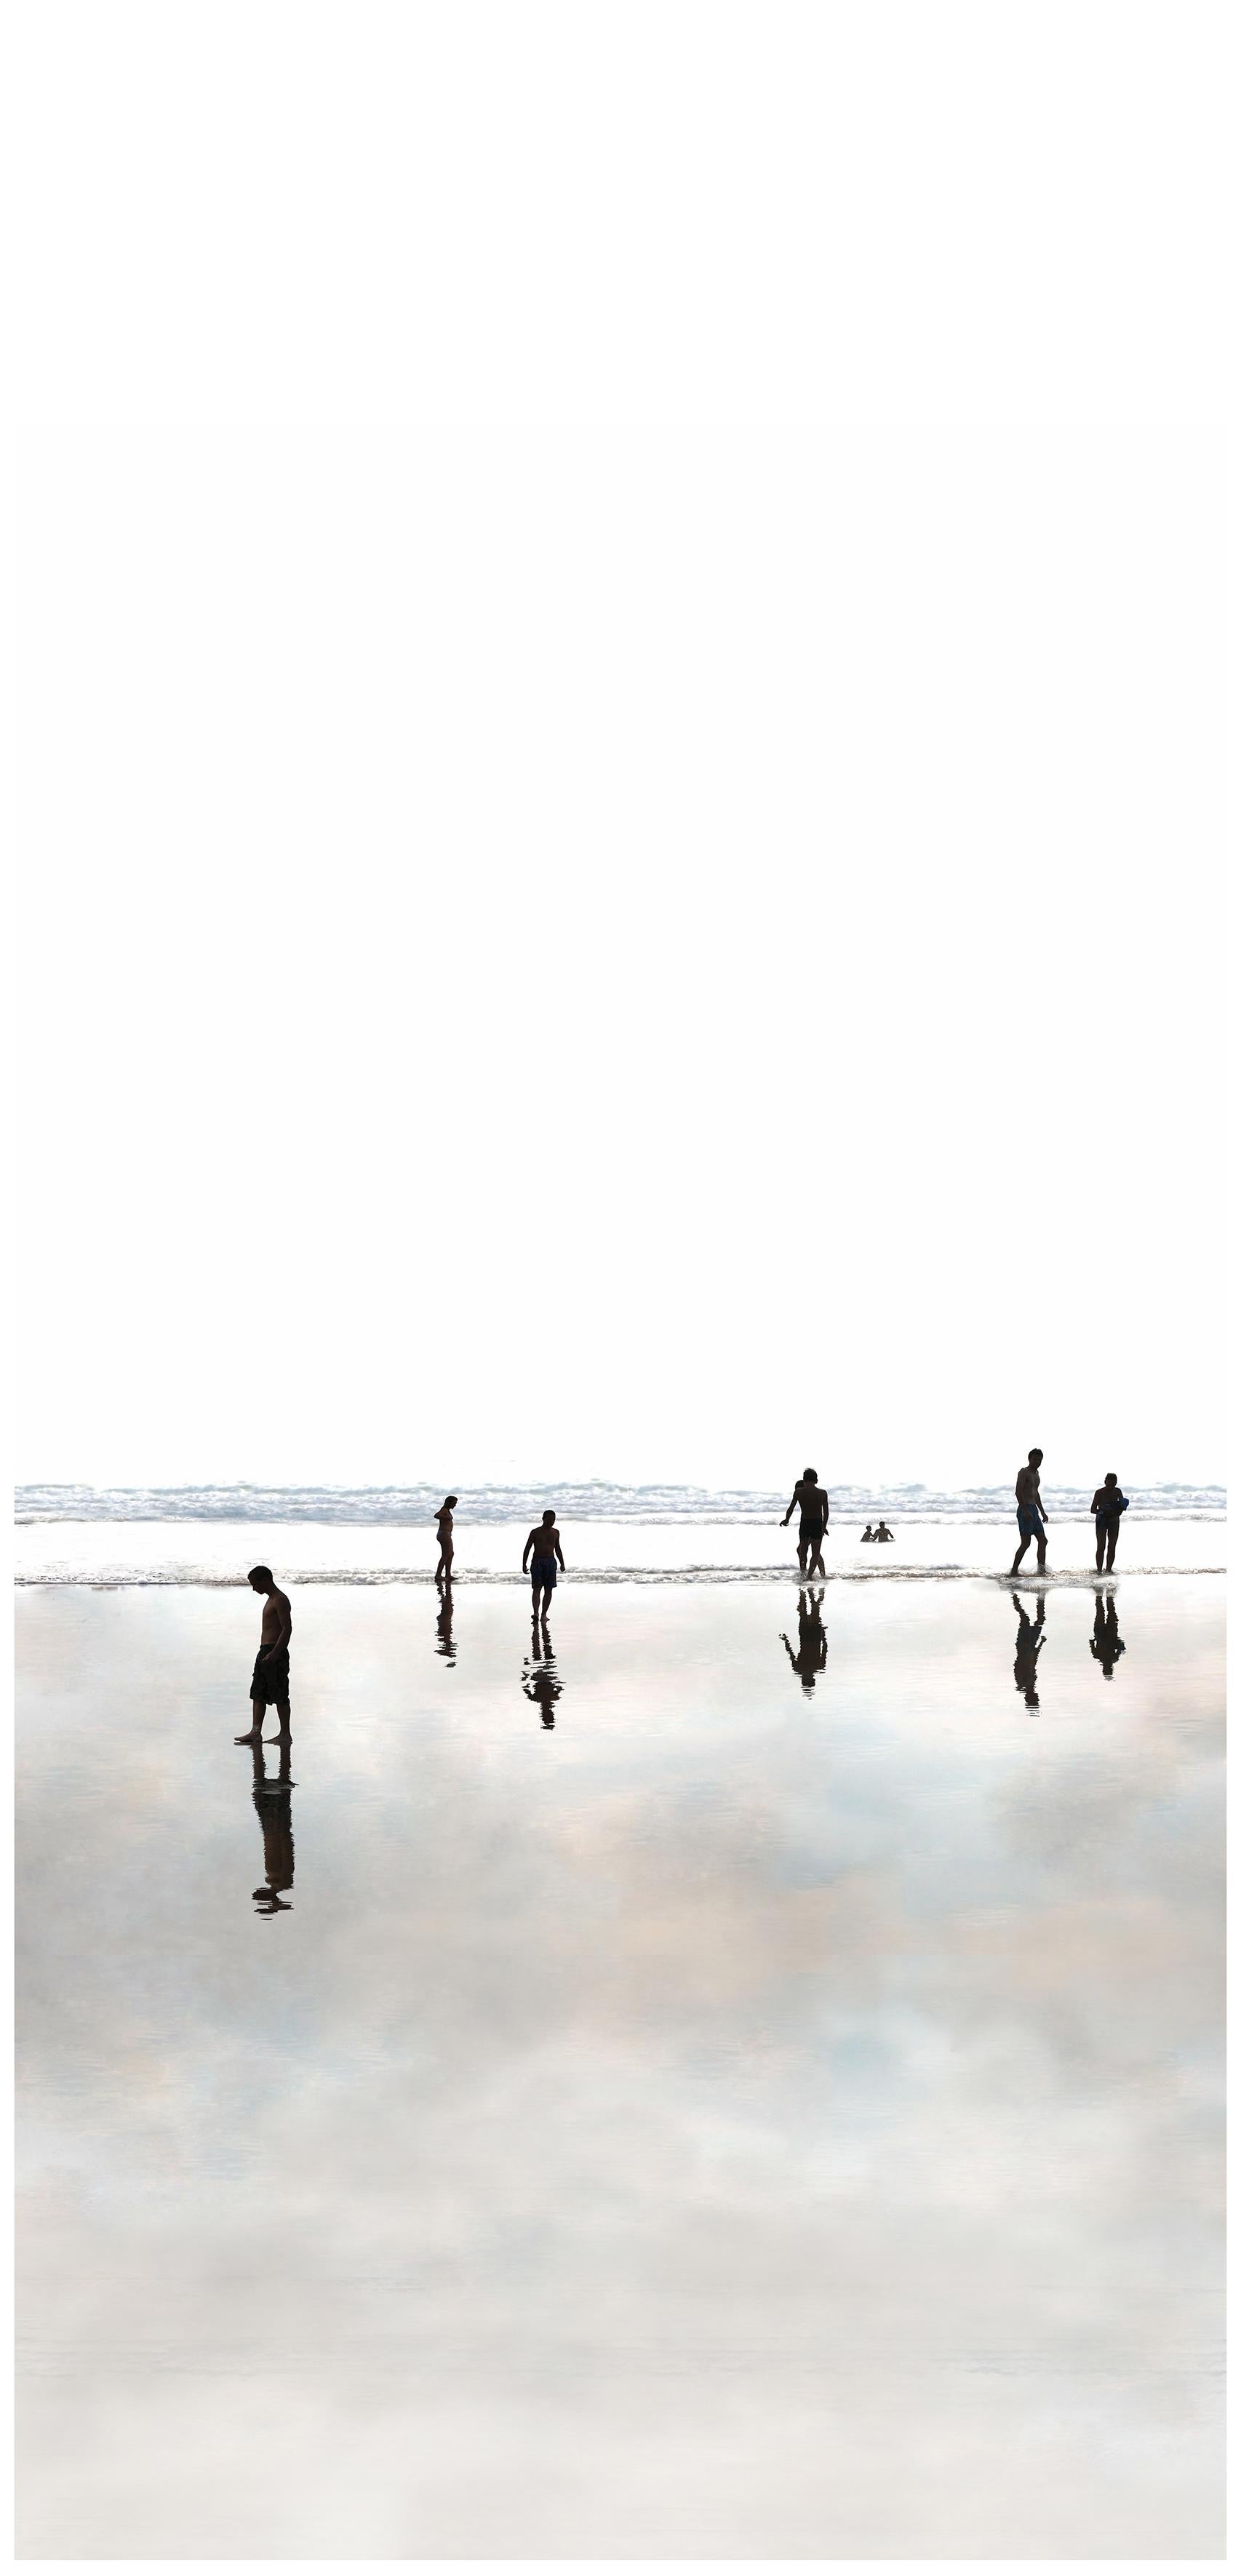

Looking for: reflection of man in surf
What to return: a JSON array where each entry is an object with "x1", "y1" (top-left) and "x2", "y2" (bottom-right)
[
  {"x1": 522, "y1": 1643, "x2": 562, "y2": 1728},
  {"x1": 1090, "y1": 1591, "x2": 1125, "y2": 1677},
  {"x1": 1009, "y1": 1449, "x2": 1049, "y2": 1575},
  {"x1": 781, "y1": 1468, "x2": 829, "y2": 1575},
  {"x1": 780, "y1": 1588, "x2": 828, "y2": 1694},
  {"x1": 1012, "y1": 1592, "x2": 1046, "y2": 1708},
  {"x1": 245, "y1": 1727, "x2": 295, "y2": 1913},
  {"x1": 434, "y1": 1496, "x2": 458, "y2": 1584},
  {"x1": 522, "y1": 1510, "x2": 565, "y2": 1616}
]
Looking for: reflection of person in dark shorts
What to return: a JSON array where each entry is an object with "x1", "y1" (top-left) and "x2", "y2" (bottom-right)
[
  {"x1": 1009, "y1": 1449, "x2": 1048, "y2": 1575},
  {"x1": 1090, "y1": 1474, "x2": 1128, "y2": 1573},
  {"x1": 781, "y1": 1469, "x2": 829, "y2": 1575},
  {"x1": 522, "y1": 1511, "x2": 565, "y2": 1617},
  {"x1": 780, "y1": 1588, "x2": 828, "y2": 1695},
  {"x1": 247, "y1": 1728, "x2": 295, "y2": 1912},
  {"x1": 237, "y1": 1565, "x2": 292, "y2": 1740}
]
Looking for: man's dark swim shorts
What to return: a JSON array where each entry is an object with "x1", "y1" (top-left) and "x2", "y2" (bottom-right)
[
  {"x1": 530, "y1": 1556, "x2": 557, "y2": 1589},
  {"x1": 251, "y1": 1649, "x2": 290, "y2": 1707}
]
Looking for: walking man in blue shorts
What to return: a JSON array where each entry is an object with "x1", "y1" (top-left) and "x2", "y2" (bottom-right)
[{"x1": 1009, "y1": 1449, "x2": 1049, "y2": 1576}]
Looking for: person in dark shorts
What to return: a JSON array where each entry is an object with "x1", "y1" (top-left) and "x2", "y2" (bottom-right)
[
  {"x1": 1090, "y1": 1473, "x2": 1129, "y2": 1573},
  {"x1": 237, "y1": 1565, "x2": 292, "y2": 1740},
  {"x1": 522, "y1": 1511, "x2": 565, "y2": 1617},
  {"x1": 781, "y1": 1468, "x2": 829, "y2": 1576}
]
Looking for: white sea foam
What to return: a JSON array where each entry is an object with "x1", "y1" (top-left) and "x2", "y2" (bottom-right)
[{"x1": 14, "y1": 1479, "x2": 1229, "y2": 1526}]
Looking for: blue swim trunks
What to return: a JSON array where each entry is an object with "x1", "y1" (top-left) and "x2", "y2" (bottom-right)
[{"x1": 1016, "y1": 1502, "x2": 1044, "y2": 1540}]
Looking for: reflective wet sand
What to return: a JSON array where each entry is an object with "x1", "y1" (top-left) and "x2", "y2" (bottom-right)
[{"x1": 17, "y1": 1577, "x2": 1224, "y2": 2556}]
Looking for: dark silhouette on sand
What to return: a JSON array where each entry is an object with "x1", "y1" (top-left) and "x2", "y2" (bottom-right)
[
  {"x1": 522, "y1": 1628, "x2": 562, "y2": 1728},
  {"x1": 781, "y1": 1470, "x2": 829, "y2": 1575},
  {"x1": 244, "y1": 1725, "x2": 295, "y2": 1913},
  {"x1": 435, "y1": 1580, "x2": 457, "y2": 1665},
  {"x1": 522, "y1": 1510, "x2": 566, "y2": 1615},
  {"x1": 1010, "y1": 1450, "x2": 1049, "y2": 1575},
  {"x1": 1090, "y1": 1474, "x2": 1129, "y2": 1572},
  {"x1": 238, "y1": 1566, "x2": 291, "y2": 1738},
  {"x1": 435, "y1": 1496, "x2": 458, "y2": 1583},
  {"x1": 1012, "y1": 1591, "x2": 1046, "y2": 1708},
  {"x1": 780, "y1": 1588, "x2": 828, "y2": 1694},
  {"x1": 1090, "y1": 1589, "x2": 1127, "y2": 1679}
]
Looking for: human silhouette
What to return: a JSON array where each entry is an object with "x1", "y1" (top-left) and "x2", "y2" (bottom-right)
[
  {"x1": 237, "y1": 1564, "x2": 291, "y2": 1738},
  {"x1": 522, "y1": 1625, "x2": 562, "y2": 1728},
  {"x1": 780, "y1": 1588, "x2": 828, "y2": 1694},
  {"x1": 522, "y1": 1510, "x2": 566, "y2": 1615},
  {"x1": 861, "y1": 1524, "x2": 874, "y2": 1543},
  {"x1": 435, "y1": 1580, "x2": 457, "y2": 1665},
  {"x1": 1009, "y1": 1449, "x2": 1049, "y2": 1575},
  {"x1": 873, "y1": 1519, "x2": 894, "y2": 1543},
  {"x1": 781, "y1": 1468, "x2": 829, "y2": 1576},
  {"x1": 245, "y1": 1727, "x2": 295, "y2": 1913},
  {"x1": 1089, "y1": 1589, "x2": 1126, "y2": 1679},
  {"x1": 434, "y1": 1495, "x2": 458, "y2": 1584},
  {"x1": 1090, "y1": 1473, "x2": 1129, "y2": 1573},
  {"x1": 1011, "y1": 1591, "x2": 1046, "y2": 1709}
]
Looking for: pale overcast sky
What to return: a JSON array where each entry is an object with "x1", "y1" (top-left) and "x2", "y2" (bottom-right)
[{"x1": 13, "y1": 4, "x2": 1229, "y2": 1493}]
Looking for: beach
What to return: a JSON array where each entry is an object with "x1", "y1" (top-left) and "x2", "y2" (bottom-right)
[{"x1": 16, "y1": 1561, "x2": 1224, "y2": 2556}]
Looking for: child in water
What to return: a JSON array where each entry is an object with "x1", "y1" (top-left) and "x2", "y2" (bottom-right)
[{"x1": 1090, "y1": 1474, "x2": 1128, "y2": 1573}]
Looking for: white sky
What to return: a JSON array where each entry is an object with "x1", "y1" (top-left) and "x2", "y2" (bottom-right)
[{"x1": 12, "y1": 1, "x2": 1229, "y2": 1494}]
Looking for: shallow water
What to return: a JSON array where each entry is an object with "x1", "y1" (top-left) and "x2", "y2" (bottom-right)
[{"x1": 17, "y1": 1576, "x2": 1224, "y2": 2557}]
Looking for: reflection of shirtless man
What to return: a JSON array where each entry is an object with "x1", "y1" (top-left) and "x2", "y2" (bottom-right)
[
  {"x1": 1009, "y1": 1449, "x2": 1048, "y2": 1575},
  {"x1": 434, "y1": 1495, "x2": 458, "y2": 1583},
  {"x1": 781, "y1": 1468, "x2": 829, "y2": 1575},
  {"x1": 239, "y1": 1567, "x2": 292, "y2": 1740}
]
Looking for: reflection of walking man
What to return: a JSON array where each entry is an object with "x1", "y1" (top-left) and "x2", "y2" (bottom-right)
[
  {"x1": 781, "y1": 1469, "x2": 829, "y2": 1576},
  {"x1": 522, "y1": 1639, "x2": 562, "y2": 1728},
  {"x1": 247, "y1": 1729, "x2": 295, "y2": 1913},
  {"x1": 780, "y1": 1588, "x2": 828, "y2": 1694},
  {"x1": 1012, "y1": 1591, "x2": 1046, "y2": 1708},
  {"x1": 1090, "y1": 1591, "x2": 1126, "y2": 1678},
  {"x1": 1009, "y1": 1449, "x2": 1049, "y2": 1576},
  {"x1": 239, "y1": 1566, "x2": 292, "y2": 1737}
]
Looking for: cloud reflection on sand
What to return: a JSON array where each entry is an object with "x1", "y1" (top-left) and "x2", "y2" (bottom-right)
[{"x1": 17, "y1": 1578, "x2": 1223, "y2": 2557}]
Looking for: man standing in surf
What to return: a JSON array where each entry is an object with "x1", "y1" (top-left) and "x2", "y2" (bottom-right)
[
  {"x1": 781, "y1": 1468, "x2": 829, "y2": 1576},
  {"x1": 1009, "y1": 1449, "x2": 1049, "y2": 1576},
  {"x1": 238, "y1": 1564, "x2": 292, "y2": 1739}
]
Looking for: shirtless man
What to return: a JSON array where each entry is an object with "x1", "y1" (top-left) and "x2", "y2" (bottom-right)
[
  {"x1": 237, "y1": 1565, "x2": 292, "y2": 1740},
  {"x1": 522, "y1": 1509, "x2": 566, "y2": 1617},
  {"x1": 781, "y1": 1468, "x2": 829, "y2": 1575},
  {"x1": 1009, "y1": 1449, "x2": 1049, "y2": 1575},
  {"x1": 434, "y1": 1495, "x2": 458, "y2": 1584}
]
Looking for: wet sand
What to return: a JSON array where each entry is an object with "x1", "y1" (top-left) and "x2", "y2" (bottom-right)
[{"x1": 16, "y1": 1577, "x2": 1224, "y2": 2556}]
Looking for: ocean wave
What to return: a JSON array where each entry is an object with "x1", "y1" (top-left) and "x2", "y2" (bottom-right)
[{"x1": 14, "y1": 1480, "x2": 1228, "y2": 1526}]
